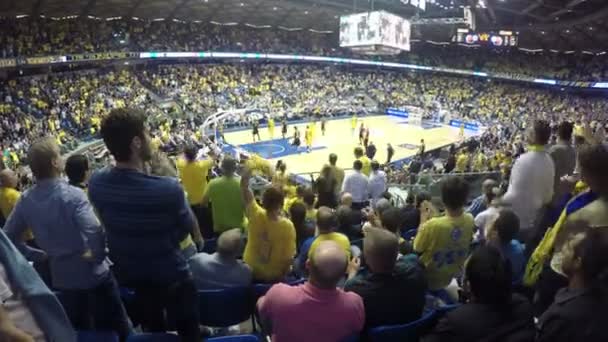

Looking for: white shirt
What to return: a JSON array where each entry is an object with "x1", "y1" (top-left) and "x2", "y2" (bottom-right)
[
  {"x1": 474, "y1": 206, "x2": 500, "y2": 242},
  {"x1": 503, "y1": 151, "x2": 555, "y2": 231},
  {"x1": 369, "y1": 170, "x2": 387, "y2": 205},
  {"x1": 342, "y1": 170, "x2": 370, "y2": 203}
]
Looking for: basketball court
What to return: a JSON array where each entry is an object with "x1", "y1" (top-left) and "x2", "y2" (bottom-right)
[{"x1": 222, "y1": 115, "x2": 475, "y2": 176}]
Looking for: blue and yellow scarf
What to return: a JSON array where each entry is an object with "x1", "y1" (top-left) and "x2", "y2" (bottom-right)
[{"x1": 524, "y1": 190, "x2": 598, "y2": 286}]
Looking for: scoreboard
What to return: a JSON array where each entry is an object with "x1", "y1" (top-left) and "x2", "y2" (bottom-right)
[{"x1": 455, "y1": 29, "x2": 518, "y2": 47}]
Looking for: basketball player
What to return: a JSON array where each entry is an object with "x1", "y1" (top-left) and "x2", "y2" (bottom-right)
[
  {"x1": 305, "y1": 125, "x2": 313, "y2": 153},
  {"x1": 321, "y1": 117, "x2": 326, "y2": 136},
  {"x1": 292, "y1": 126, "x2": 301, "y2": 148},
  {"x1": 252, "y1": 120, "x2": 261, "y2": 142},
  {"x1": 359, "y1": 123, "x2": 366, "y2": 145},
  {"x1": 363, "y1": 126, "x2": 370, "y2": 148},
  {"x1": 217, "y1": 121, "x2": 226, "y2": 144},
  {"x1": 267, "y1": 116, "x2": 275, "y2": 139},
  {"x1": 281, "y1": 117, "x2": 288, "y2": 139},
  {"x1": 351, "y1": 114, "x2": 358, "y2": 136},
  {"x1": 459, "y1": 123, "x2": 465, "y2": 140}
]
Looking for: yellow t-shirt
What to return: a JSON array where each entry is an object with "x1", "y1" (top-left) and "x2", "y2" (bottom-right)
[
  {"x1": 358, "y1": 156, "x2": 372, "y2": 176},
  {"x1": 176, "y1": 158, "x2": 214, "y2": 205},
  {"x1": 243, "y1": 201, "x2": 296, "y2": 282},
  {"x1": 283, "y1": 196, "x2": 303, "y2": 213},
  {"x1": 414, "y1": 213, "x2": 474, "y2": 290},
  {"x1": 0, "y1": 187, "x2": 20, "y2": 219},
  {"x1": 307, "y1": 232, "x2": 351, "y2": 260},
  {"x1": 0, "y1": 187, "x2": 34, "y2": 241},
  {"x1": 455, "y1": 153, "x2": 469, "y2": 173}
]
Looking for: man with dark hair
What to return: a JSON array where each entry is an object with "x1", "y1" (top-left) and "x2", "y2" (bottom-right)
[
  {"x1": 401, "y1": 191, "x2": 432, "y2": 231},
  {"x1": 425, "y1": 246, "x2": 535, "y2": 342},
  {"x1": 345, "y1": 227, "x2": 426, "y2": 328},
  {"x1": 240, "y1": 166, "x2": 296, "y2": 283},
  {"x1": 369, "y1": 160, "x2": 387, "y2": 207},
  {"x1": 88, "y1": 108, "x2": 200, "y2": 341},
  {"x1": 5, "y1": 137, "x2": 130, "y2": 339},
  {"x1": 65, "y1": 154, "x2": 90, "y2": 189},
  {"x1": 503, "y1": 119, "x2": 555, "y2": 245},
  {"x1": 414, "y1": 177, "x2": 474, "y2": 292},
  {"x1": 549, "y1": 121, "x2": 576, "y2": 204},
  {"x1": 342, "y1": 160, "x2": 369, "y2": 210},
  {"x1": 258, "y1": 241, "x2": 364, "y2": 342},
  {"x1": 538, "y1": 229, "x2": 608, "y2": 342},
  {"x1": 487, "y1": 209, "x2": 525, "y2": 284},
  {"x1": 176, "y1": 144, "x2": 216, "y2": 239},
  {"x1": 202, "y1": 156, "x2": 246, "y2": 233}
]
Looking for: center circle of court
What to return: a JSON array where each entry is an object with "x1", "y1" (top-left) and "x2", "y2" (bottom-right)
[{"x1": 257, "y1": 143, "x2": 286, "y2": 155}]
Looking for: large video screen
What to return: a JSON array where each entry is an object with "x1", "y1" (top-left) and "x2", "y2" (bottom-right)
[{"x1": 339, "y1": 11, "x2": 411, "y2": 52}]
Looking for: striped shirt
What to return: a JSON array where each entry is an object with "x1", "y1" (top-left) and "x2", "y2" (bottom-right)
[{"x1": 89, "y1": 167, "x2": 193, "y2": 285}]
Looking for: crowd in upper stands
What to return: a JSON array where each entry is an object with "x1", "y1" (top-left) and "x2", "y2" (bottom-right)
[{"x1": 2, "y1": 17, "x2": 608, "y2": 81}]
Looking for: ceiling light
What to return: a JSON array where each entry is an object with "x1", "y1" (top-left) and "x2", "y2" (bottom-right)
[
  {"x1": 240, "y1": 2, "x2": 244, "y2": 6},
  {"x1": 273, "y1": 6, "x2": 277, "y2": 10},
  {"x1": 304, "y1": 10, "x2": 309, "y2": 14},
  {"x1": 589, "y1": 26, "x2": 594, "y2": 30},
  {"x1": 565, "y1": 29, "x2": 570, "y2": 33}
]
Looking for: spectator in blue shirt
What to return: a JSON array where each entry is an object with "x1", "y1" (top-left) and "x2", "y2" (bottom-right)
[
  {"x1": 467, "y1": 178, "x2": 498, "y2": 218},
  {"x1": 88, "y1": 108, "x2": 200, "y2": 341},
  {"x1": 4, "y1": 137, "x2": 130, "y2": 340},
  {"x1": 487, "y1": 209, "x2": 526, "y2": 285}
]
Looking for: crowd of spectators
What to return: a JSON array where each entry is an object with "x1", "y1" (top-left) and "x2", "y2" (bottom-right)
[
  {"x1": 1, "y1": 94, "x2": 607, "y2": 342},
  {"x1": 2, "y1": 17, "x2": 608, "y2": 81}
]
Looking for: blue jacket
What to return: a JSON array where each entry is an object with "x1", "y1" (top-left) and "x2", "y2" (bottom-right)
[{"x1": 0, "y1": 230, "x2": 76, "y2": 341}]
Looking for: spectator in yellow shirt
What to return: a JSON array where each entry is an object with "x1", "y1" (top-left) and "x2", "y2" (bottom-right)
[
  {"x1": 0, "y1": 169, "x2": 20, "y2": 222},
  {"x1": 295, "y1": 206, "x2": 352, "y2": 274},
  {"x1": 414, "y1": 176, "x2": 474, "y2": 293},
  {"x1": 176, "y1": 145, "x2": 216, "y2": 237},
  {"x1": 455, "y1": 151, "x2": 469, "y2": 173},
  {"x1": 354, "y1": 147, "x2": 371, "y2": 176},
  {"x1": 0, "y1": 169, "x2": 33, "y2": 241},
  {"x1": 240, "y1": 166, "x2": 296, "y2": 283}
]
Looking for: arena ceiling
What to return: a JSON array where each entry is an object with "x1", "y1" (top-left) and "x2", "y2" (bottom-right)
[{"x1": 2, "y1": 0, "x2": 608, "y2": 51}]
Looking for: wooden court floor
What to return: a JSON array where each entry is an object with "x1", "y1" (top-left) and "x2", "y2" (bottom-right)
[{"x1": 223, "y1": 115, "x2": 470, "y2": 176}]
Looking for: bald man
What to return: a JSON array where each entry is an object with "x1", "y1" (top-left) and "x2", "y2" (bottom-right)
[
  {"x1": 258, "y1": 241, "x2": 364, "y2": 342},
  {"x1": 0, "y1": 169, "x2": 20, "y2": 225},
  {"x1": 336, "y1": 193, "x2": 363, "y2": 240},
  {"x1": 467, "y1": 178, "x2": 498, "y2": 217},
  {"x1": 189, "y1": 228, "x2": 252, "y2": 290},
  {"x1": 345, "y1": 227, "x2": 426, "y2": 328}
]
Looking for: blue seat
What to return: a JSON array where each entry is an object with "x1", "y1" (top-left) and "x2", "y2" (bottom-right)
[
  {"x1": 198, "y1": 286, "x2": 255, "y2": 327},
  {"x1": 208, "y1": 335, "x2": 261, "y2": 342},
  {"x1": 368, "y1": 310, "x2": 436, "y2": 342},
  {"x1": 126, "y1": 333, "x2": 178, "y2": 342},
  {"x1": 77, "y1": 331, "x2": 119, "y2": 342}
]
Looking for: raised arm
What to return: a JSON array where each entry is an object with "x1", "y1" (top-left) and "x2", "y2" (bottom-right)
[{"x1": 240, "y1": 166, "x2": 254, "y2": 206}]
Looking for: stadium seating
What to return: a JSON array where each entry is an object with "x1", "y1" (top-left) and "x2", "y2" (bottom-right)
[
  {"x1": 77, "y1": 331, "x2": 119, "y2": 342},
  {"x1": 198, "y1": 287, "x2": 255, "y2": 327},
  {"x1": 368, "y1": 310, "x2": 437, "y2": 342},
  {"x1": 126, "y1": 333, "x2": 261, "y2": 342}
]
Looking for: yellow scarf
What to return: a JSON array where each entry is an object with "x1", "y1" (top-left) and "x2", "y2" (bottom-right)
[{"x1": 527, "y1": 144, "x2": 545, "y2": 152}]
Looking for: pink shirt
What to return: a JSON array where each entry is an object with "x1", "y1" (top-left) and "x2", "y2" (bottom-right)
[{"x1": 258, "y1": 282, "x2": 364, "y2": 342}]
